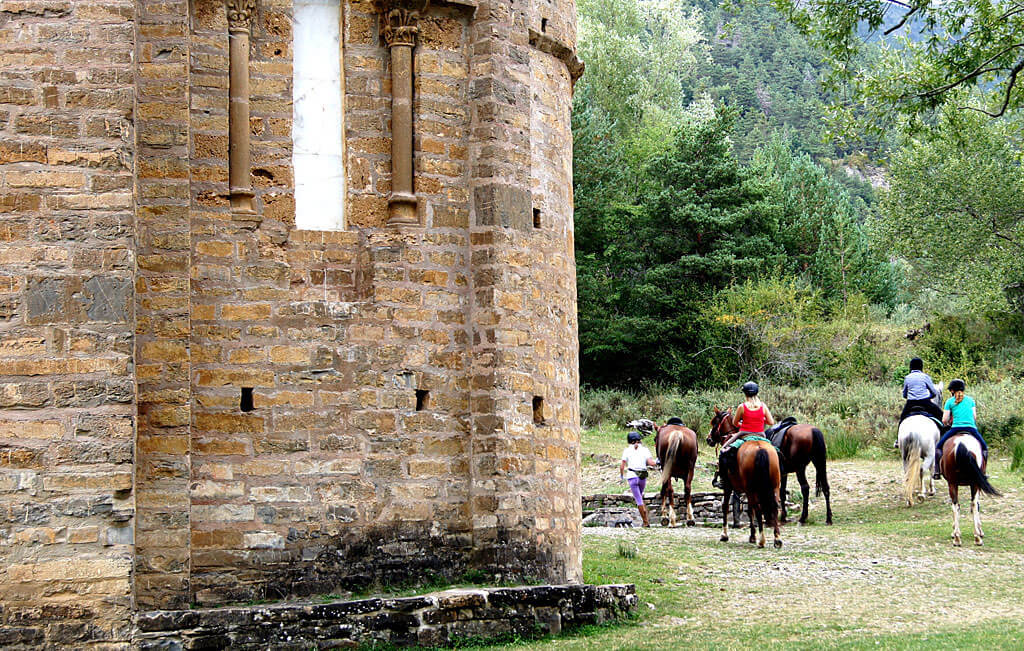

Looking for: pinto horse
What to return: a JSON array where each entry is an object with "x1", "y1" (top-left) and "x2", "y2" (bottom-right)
[
  {"x1": 653, "y1": 421, "x2": 699, "y2": 527},
  {"x1": 940, "y1": 434, "x2": 999, "y2": 546},
  {"x1": 708, "y1": 408, "x2": 783, "y2": 548}
]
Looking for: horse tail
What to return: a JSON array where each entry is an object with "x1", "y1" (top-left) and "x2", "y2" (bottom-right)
[
  {"x1": 903, "y1": 435, "x2": 922, "y2": 506},
  {"x1": 753, "y1": 447, "x2": 778, "y2": 518},
  {"x1": 955, "y1": 444, "x2": 1000, "y2": 496},
  {"x1": 661, "y1": 432, "x2": 681, "y2": 491},
  {"x1": 811, "y1": 427, "x2": 827, "y2": 497}
]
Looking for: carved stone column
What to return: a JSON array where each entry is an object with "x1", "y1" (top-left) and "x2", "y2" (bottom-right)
[
  {"x1": 228, "y1": 0, "x2": 257, "y2": 215},
  {"x1": 382, "y1": 1, "x2": 425, "y2": 225}
]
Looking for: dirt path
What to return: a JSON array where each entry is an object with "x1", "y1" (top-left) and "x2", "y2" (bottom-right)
[{"x1": 571, "y1": 458, "x2": 1024, "y2": 647}]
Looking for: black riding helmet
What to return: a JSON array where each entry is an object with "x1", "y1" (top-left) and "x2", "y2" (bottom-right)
[
  {"x1": 627, "y1": 431, "x2": 642, "y2": 443},
  {"x1": 741, "y1": 381, "x2": 759, "y2": 397},
  {"x1": 948, "y1": 378, "x2": 966, "y2": 393},
  {"x1": 910, "y1": 357, "x2": 923, "y2": 371}
]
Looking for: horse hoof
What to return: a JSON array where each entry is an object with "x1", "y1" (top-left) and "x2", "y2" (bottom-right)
[
  {"x1": 686, "y1": 520, "x2": 696, "y2": 527},
  {"x1": 660, "y1": 517, "x2": 669, "y2": 527},
  {"x1": 826, "y1": 519, "x2": 833, "y2": 526},
  {"x1": 774, "y1": 539, "x2": 783, "y2": 549},
  {"x1": 953, "y1": 539, "x2": 961, "y2": 547},
  {"x1": 975, "y1": 537, "x2": 983, "y2": 546},
  {"x1": 720, "y1": 535, "x2": 729, "y2": 542},
  {"x1": 757, "y1": 540, "x2": 765, "y2": 548},
  {"x1": 916, "y1": 495, "x2": 924, "y2": 503}
]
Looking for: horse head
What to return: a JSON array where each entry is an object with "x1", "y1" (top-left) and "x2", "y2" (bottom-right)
[{"x1": 707, "y1": 407, "x2": 735, "y2": 447}]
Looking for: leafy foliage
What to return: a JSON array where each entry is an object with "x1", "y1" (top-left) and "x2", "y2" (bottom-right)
[
  {"x1": 770, "y1": 0, "x2": 1024, "y2": 131},
  {"x1": 882, "y1": 108, "x2": 1024, "y2": 312}
]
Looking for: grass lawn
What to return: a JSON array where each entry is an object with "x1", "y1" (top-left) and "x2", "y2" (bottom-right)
[{"x1": 482, "y1": 433, "x2": 1024, "y2": 649}]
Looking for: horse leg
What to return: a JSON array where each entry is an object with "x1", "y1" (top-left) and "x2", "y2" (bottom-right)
[
  {"x1": 720, "y1": 486, "x2": 731, "y2": 542},
  {"x1": 732, "y1": 494, "x2": 742, "y2": 527},
  {"x1": 796, "y1": 466, "x2": 810, "y2": 525},
  {"x1": 755, "y1": 501, "x2": 765, "y2": 548},
  {"x1": 684, "y1": 466, "x2": 695, "y2": 527},
  {"x1": 924, "y1": 447, "x2": 936, "y2": 496},
  {"x1": 660, "y1": 483, "x2": 672, "y2": 528},
  {"x1": 950, "y1": 484, "x2": 961, "y2": 547},
  {"x1": 971, "y1": 486, "x2": 983, "y2": 545},
  {"x1": 748, "y1": 497, "x2": 757, "y2": 545},
  {"x1": 772, "y1": 486, "x2": 783, "y2": 549},
  {"x1": 812, "y1": 454, "x2": 832, "y2": 525},
  {"x1": 779, "y1": 472, "x2": 789, "y2": 523}
]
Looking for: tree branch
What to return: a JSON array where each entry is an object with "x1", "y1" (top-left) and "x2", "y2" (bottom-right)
[
  {"x1": 884, "y1": 7, "x2": 918, "y2": 35},
  {"x1": 919, "y1": 44, "x2": 1024, "y2": 99},
  {"x1": 960, "y1": 59, "x2": 1024, "y2": 118}
]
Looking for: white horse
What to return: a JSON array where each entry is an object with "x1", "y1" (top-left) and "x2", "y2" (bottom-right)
[
  {"x1": 898, "y1": 382, "x2": 944, "y2": 506},
  {"x1": 899, "y1": 415, "x2": 941, "y2": 506}
]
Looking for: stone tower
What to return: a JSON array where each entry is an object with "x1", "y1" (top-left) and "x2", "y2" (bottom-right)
[{"x1": 0, "y1": 0, "x2": 582, "y2": 644}]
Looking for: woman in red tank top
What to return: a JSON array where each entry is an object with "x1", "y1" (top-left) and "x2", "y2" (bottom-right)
[{"x1": 721, "y1": 381, "x2": 776, "y2": 448}]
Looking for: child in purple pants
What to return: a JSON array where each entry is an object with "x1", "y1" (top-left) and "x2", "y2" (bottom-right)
[{"x1": 620, "y1": 431, "x2": 657, "y2": 527}]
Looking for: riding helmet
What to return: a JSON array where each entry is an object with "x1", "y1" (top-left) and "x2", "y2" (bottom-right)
[
  {"x1": 948, "y1": 378, "x2": 966, "y2": 393},
  {"x1": 741, "y1": 381, "x2": 760, "y2": 397},
  {"x1": 909, "y1": 357, "x2": 923, "y2": 371},
  {"x1": 627, "y1": 431, "x2": 642, "y2": 443}
]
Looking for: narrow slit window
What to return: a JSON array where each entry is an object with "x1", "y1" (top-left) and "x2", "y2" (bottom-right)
[
  {"x1": 416, "y1": 389, "x2": 430, "y2": 411},
  {"x1": 532, "y1": 396, "x2": 545, "y2": 425},
  {"x1": 541, "y1": 17, "x2": 548, "y2": 33},
  {"x1": 533, "y1": 207, "x2": 541, "y2": 229},
  {"x1": 240, "y1": 387, "x2": 254, "y2": 412},
  {"x1": 293, "y1": 0, "x2": 345, "y2": 230}
]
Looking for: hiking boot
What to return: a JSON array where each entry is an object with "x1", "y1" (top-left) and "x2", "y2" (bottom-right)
[
  {"x1": 711, "y1": 472, "x2": 722, "y2": 489},
  {"x1": 933, "y1": 458, "x2": 942, "y2": 480}
]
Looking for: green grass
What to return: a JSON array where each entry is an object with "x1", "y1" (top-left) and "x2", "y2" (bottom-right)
[{"x1": 477, "y1": 458, "x2": 1024, "y2": 649}]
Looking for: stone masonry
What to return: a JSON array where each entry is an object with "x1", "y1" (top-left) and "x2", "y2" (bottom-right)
[{"x1": 0, "y1": 0, "x2": 585, "y2": 646}]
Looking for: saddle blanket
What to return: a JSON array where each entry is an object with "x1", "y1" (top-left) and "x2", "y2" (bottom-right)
[{"x1": 727, "y1": 435, "x2": 772, "y2": 450}]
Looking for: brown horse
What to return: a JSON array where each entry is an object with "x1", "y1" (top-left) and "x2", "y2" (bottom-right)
[
  {"x1": 653, "y1": 421, "x2": 699, "y2": 527},
  {"x1": 775, "y1": 423, "x2": 832, "y2": 525},
  {"x1": 940, "y1": 433, "x2": 999, "y2": 546},
  {"x1": 708, "y1": 408, "x2": 783, "y2": 548}
]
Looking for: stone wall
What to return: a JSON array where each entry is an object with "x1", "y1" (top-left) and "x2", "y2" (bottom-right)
[
  {"x1": 0, "y1": 0, "x2": 137, "y2": 646},
  {"x1": 0, "y1": 0, "x2": 585, "y2": 637},
  {"x1": 134, "y1": 584, "x2": 636, "y2": 649},
  {"x1": 583, "y1": 493, "x2": 736, "y2": 525}
]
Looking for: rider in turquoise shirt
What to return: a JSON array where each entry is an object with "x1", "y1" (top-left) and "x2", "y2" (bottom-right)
[{"x1": 933, "y1": 378, "x2": 987, "y2": 478}]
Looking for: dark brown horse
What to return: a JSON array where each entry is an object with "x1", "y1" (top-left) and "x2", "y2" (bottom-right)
[
  {"x1": 775, "y1": 423, "x2": 832, "y2": 525},
  {"x1": 653, "y1": 421, "x2": 699, "y2": 527},
  {"x1": 708, "y1": 408, "x2": 783, "y2": 548},
  {"x1": 940, "y1": 433, "x2": 999, "y2": 546}
]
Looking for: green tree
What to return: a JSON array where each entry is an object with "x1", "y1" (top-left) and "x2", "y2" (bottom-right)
[
  {"x1": 882, "y1": 108, "x2": 1024, "y2": 312},
  {"x1": 754, "y1": 136, "x2": 900, "y2": 307},
  {"x1": 769, "y1": 0, "x2": 1024, "y2": 131},
  {"x1": 579, "y1": 109, "x2": 781, "y2": 387}
]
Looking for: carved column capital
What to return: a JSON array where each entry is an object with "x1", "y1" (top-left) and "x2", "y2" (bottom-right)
[
  {"x1": 227, "y1": 0, "x2": 257, "y2": 33},
  {"x1": 380, "y1": 0, "x2": 428, "y2": 47}
]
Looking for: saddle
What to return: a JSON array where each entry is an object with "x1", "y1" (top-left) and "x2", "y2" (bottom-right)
[
  {"x1": 900, "y1": 408, "x2": 943, "y2": 431},
  {"x1": 766, "y1": 417, "x2": 797, "y2": 448}
]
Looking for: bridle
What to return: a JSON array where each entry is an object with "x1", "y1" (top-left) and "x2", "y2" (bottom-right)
[{"x1": 707, "y1": 408, "x2": 735, "y2": 446}]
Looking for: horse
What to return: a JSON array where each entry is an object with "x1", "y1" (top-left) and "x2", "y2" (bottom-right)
[
  {"x1": 898, "y1": 385, "x2": 943, "y2": 507},
  {"x1": 709, "y1": 408, "x2": 832, "y2": 525},
  {"x1": 772, "y1": 421, "x2": 832, "y2": 525},
  {"x1": 898, "y1": 415, "x2": 941, "y2": 506},
  {"x1": 940, "y1": 433, "x2": 999, "y2": 546},
  {"x1": 708, "y1": 408, "x2": 783, "y2": 548},
  {"x1": 653, "y1": 419, "x2": 699, "y2": 527}
]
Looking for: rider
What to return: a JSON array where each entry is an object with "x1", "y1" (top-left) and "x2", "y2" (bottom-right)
[
  {"x1": 933, "y1": 379, "x2": 988, "y2": 479},
  {"x1": 716, "y1": 382, "x2": 776, "y2": 486},
  {"x1": 620, "y1": 431, "x2": 657, "y2": 527},
  {"x1": 894, "y1": 357, "x2": 943, "y2": 448}
]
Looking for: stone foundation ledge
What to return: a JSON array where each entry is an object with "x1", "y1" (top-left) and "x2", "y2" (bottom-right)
[{"x1": 133, "y1": 583, "x2": 638, "y2": 649}]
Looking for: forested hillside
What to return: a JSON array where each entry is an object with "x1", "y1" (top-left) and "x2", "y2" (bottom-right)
[{"x1": 572, "y1": 0, "x2": 1024, "y2": 392}]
